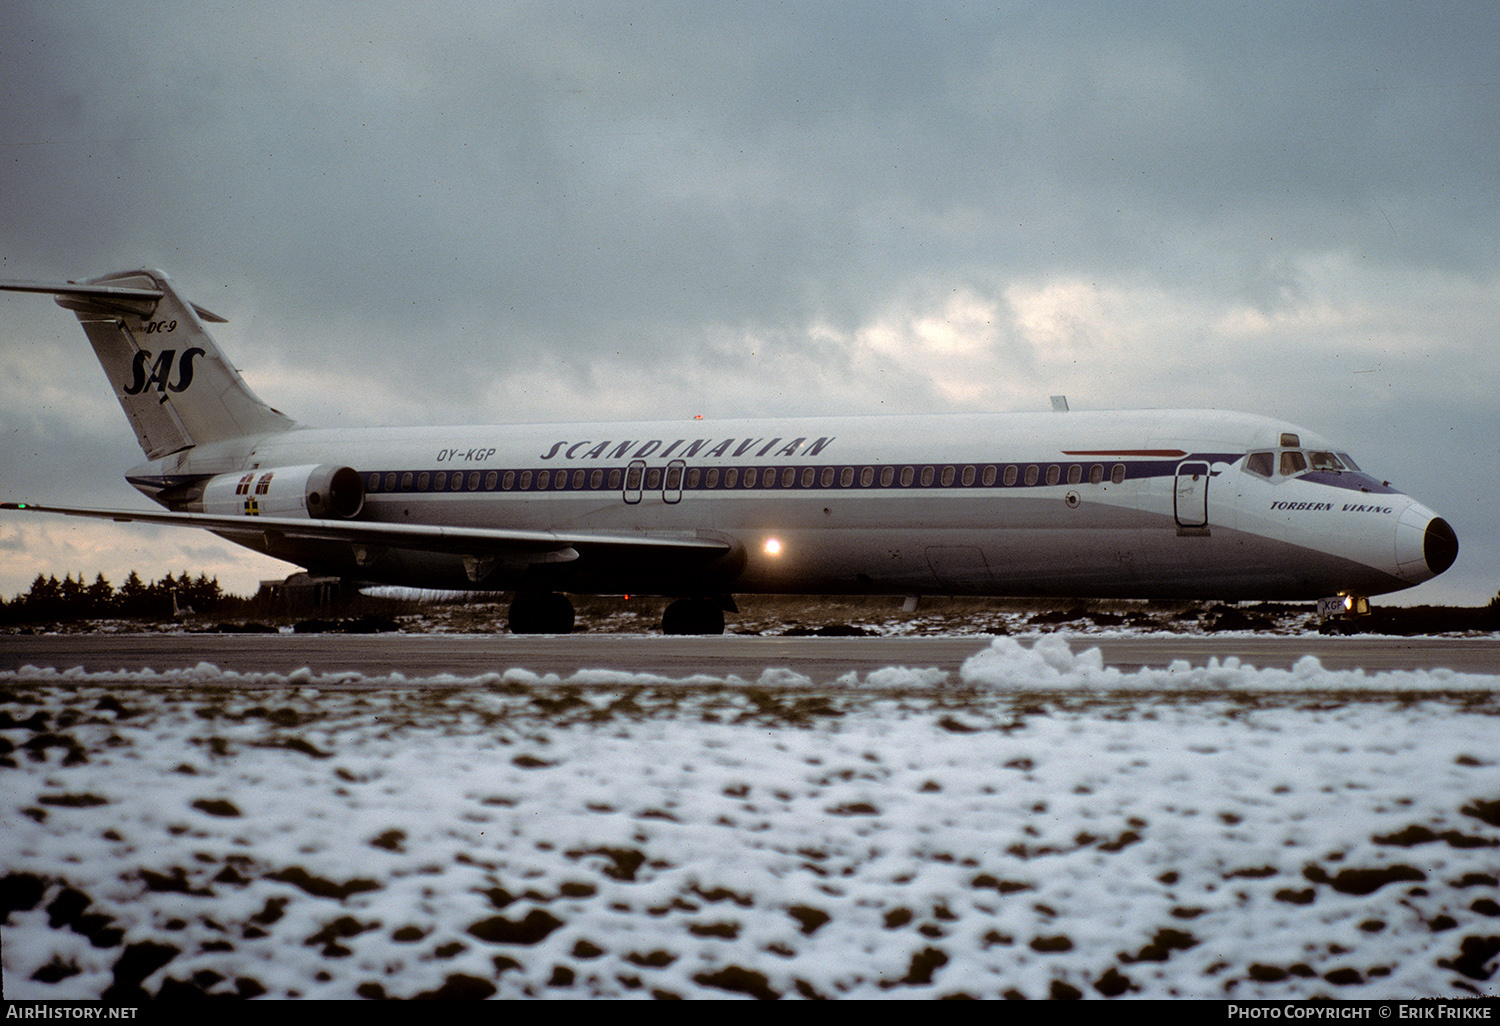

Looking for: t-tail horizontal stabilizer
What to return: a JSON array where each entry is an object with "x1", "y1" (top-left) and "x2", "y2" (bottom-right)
[
  {"x1": 0, "y1": 278, "x2": 228, "y2": 322},
  {"x1": 0, "y1": 270, "x2": 295, "y2": 459}
]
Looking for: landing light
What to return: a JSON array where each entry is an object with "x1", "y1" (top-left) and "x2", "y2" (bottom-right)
[{"x1": 764, "y1": 538, "x2": 782, "y2": 556}]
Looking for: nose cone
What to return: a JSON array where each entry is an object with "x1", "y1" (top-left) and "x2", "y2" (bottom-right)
[
  {"x1": 1424, "y1": 517, "x2": 1459, "y2": 577},
  {"x1": 1395, "y1": 505, "x2": 1458, "y2": 584}
]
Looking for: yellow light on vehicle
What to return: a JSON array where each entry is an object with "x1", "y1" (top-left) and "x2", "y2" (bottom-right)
[{"x1": 764, "y1": 538, "x2": 782, "y2": 556}]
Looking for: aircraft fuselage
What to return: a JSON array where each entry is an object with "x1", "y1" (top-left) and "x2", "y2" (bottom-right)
[{"x1": 124, "y1": 408, "x2": 1453, "y2": 603}]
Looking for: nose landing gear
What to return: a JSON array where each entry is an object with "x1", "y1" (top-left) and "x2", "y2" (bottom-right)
[{"x1": 1316, "y1": 594, "x2": 1369, "y2": 635}]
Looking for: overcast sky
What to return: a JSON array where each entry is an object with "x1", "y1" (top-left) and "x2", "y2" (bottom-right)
[{"x1": 2, "y1": 0, "x2": 1496, "y2": 606}]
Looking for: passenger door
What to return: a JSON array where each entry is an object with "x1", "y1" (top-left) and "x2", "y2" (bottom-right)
[{"x1": 1174, "y1": 461, "x2": 1210, "y2": 532}]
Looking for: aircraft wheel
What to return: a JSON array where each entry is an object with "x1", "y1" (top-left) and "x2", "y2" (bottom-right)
[
  {"x1": 508, "y1": 592, "x2": 576, "y2": 634},
  {"x1": 662, "y1": 598, "x2": 725, "y2": 636}
]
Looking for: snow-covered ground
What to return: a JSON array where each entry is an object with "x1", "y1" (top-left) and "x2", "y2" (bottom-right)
[{"x1": 4, "y1": 635, "x2": 1500, "y2": 1000}]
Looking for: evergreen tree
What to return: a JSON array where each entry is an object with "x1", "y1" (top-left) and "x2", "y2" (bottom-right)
[
  {"x1": 60, "y1": 573, "x2": 85, "y2": 611},
  {"x1": 189, "y1": 573, "x2": 223, "y2": 609},
  {"x1": 29, "y1": 575, "x2": 63, "y2": 617},
  {"x1": 29, "y1": 574, "x2": 59, "y2": 603},
  {"x1": 86, "y1": 573, "x2": 115, "y2": 616},
  {"x1": 5, "y1": 567, "x2": 231, "y2": 621},
  {"x1": 119, "y1": 570, "x2": 148, "y2": 616}
]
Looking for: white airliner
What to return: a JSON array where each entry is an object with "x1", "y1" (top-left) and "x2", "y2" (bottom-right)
[{"x1": 1, "y1": 269, "x2": 1458, "y2": 634}]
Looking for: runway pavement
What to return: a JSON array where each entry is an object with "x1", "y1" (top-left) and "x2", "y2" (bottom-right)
[{"x1": 3, "y1": 632, "x2": 1497, "y2": 682}]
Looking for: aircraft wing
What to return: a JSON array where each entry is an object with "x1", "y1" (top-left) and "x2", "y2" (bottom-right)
[{"x1": 0, "y1": 502, "x2": 731, "y2": 564}]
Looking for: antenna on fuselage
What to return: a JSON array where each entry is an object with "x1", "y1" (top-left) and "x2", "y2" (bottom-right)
[{"x1": 1050, "y1": 395, "x2": 1070, "y2": 412}]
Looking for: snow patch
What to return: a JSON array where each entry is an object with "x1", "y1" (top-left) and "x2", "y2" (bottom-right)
[{"x1": 3, "y1": 641, "x2": 1499, "y2": 1000}]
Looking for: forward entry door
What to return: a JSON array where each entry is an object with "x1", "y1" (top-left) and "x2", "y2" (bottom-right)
[{"x1": 1174, "y1": 461, "x2": 1210, "y2": 531}]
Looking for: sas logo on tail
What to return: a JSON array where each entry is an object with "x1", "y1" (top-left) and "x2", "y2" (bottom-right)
[{"x1": 123, "y1": 348, "x2": 206, "y2": 395}]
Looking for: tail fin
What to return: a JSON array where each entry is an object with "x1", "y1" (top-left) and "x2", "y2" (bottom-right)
[{"x1": 0, "y1": 269, "x2": 297, "y2": 459}]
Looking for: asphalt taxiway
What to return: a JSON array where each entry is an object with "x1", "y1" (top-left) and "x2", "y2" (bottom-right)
[{"x1": 2, "y1": 633, "x2": 1496, "y2": 682}]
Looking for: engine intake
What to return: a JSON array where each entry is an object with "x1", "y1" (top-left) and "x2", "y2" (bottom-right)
[{"x1": 198, "y1": 464, "x2": 364, "y2": 520}]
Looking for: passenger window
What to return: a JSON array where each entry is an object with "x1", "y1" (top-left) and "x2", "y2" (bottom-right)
[
  {"x1": 536, "y1": 471, "x2": 551, "y2": 490},
  {"x1": 1046, "y1": 466, "x2": 1060, "y2": 486},
  {"x1": 761, "y1": 467, "x2": 776, "y2": 488},
  {"x1": 435, "y1": 471, "x2": 448, "y2": 491},
  {"x1": 1004, "y1": 466, "x2": 1018, "y2": 486},
  {"x1": 781, "y1": 467, "x2": 795, "y2": 488},
  {"x1": 1111, "y1": 464, "x2": 1126, "y2": 484},
  {"x1": 384, "y1": 473, "x2": 397, "y2": 492},
  {"x1": 646, "y1": 468, "x2": 661, "y2": 490},
  {"x1": 1280, "y1": 451, "x2": 1307, "y2": 476},
  {"x1": 961, "y1": 466, "x2": 976, "y2": 486},
  {"x1": 417, "y1": 472, "x2": 430, "y2": 491},
  {"x1": 840, "y1": 467, "x2": 855, "y2": 487},
  {"x1": 591, "y1": 469, "x2": 605, "y2": 489},
  {"x1": 799, "y1": 467, "x2": 814, "y2": 488},
  {"x1": 921, "y1": 466, "x2": 935, "y2": 487},
  {"x1": 1025, "y1": 466, "x2": 1039, "y2": 486},
  {"x1": 686, "y1": 468, "x2": 700, "y2": 489},
  {"x1": 1089, "y1": 465, "x2": 1104, "y2": 485},
  {"x1": 860, "y1": 466, "x2": 875, "y2": 487},
  {"x1": 724, "y1": 468, "x2": 738, "y2": 488},
  {"x1": 368, "y1": 473, "x2": 381, "y2": 491},
  {"x1": 901, "y1": 466, "x2": 914, "y2": 487},
  {"x1": 1245, "y1": 452, "x2": 1274, "y2": 478},
  {"x1": 1067, "y1": 465, "x2": 1081, "y2": 485},
  {"x1": 982, "y1": 465, "x2": 997, "y2": 486},
  {"x1": 501, "y1": 471, "x2": 514, "y2": 490},
  {"x1": 941, "y1": 466, "x2": 955, "y2": 486},
  {"x1": 467, "y1": 472, "x2": 481, "y2": 491},
  {"x1": 608, "y1": 469, "x2": 622, "y2": 490},
  {"x1": 705, "y1": 468, "x2": 719, "y2": 488},
  {"x1": 880, "y1": 466, "x2": 894, "y2": 487},
  {"x1": 821, "y1": 467, "x2": 835, "y2": 487},
  {"x1": 485, "y1": 471, "x2": 498, "y2": 489}
]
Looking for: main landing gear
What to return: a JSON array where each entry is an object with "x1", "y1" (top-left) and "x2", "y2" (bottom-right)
[
  {"x1": 506, "y1": 593, "x2": 733, "y2": 635},
  {"x1": 507, "y1": 591, "x2": 576, "y2": 634},
  {"x1": 661, "y1": 597, "x2": 727, "y2": 636}
]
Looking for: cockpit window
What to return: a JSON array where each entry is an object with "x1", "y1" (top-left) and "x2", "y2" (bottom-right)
[
  {"x1": 1245, "y1": 452, "x2": 1274, "y2": 478},
  {"x1": 1254, "y1": 448, "x2": 1363, "y2": 480}
]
